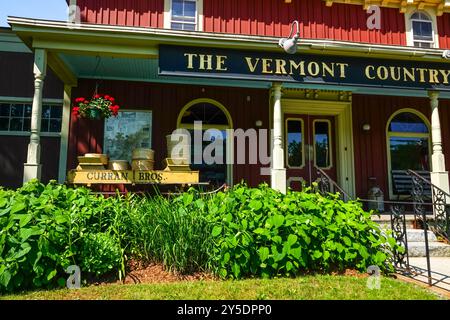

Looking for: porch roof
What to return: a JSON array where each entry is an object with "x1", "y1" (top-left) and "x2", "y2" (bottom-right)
[{"x1": 7, "y1": 17, "x2": 450, "y2": 98}]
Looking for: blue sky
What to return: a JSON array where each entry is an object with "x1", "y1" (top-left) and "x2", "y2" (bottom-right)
[{"x1": 0, "y1": 0, "x2": 68, "y2": 27}]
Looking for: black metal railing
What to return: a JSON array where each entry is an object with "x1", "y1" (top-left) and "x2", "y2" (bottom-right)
[
  {"x1": 316, "y1": 167, "x2": 352, "y2": 202},
  {"x1": 408, "y1": 170, "x2": 450, "y2": 242},
  {"x1": 312, "y1": 168, "x2": 449, "y2": 289}
]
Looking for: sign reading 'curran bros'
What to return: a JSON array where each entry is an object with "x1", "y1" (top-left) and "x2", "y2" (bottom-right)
[{"x1": 159, "y1": 45, "x2": 450, "y2": 91}]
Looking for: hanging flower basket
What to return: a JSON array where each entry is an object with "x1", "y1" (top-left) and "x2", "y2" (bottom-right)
[{"x1": 72, "y1": 94, "x2": 120, "y2": 120}]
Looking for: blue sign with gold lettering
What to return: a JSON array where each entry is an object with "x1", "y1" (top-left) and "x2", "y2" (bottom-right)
[{"x1": 159, "y1": 45, "x2": 450, "y2": 91}]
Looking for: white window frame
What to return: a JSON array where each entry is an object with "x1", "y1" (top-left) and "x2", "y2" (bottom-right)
[
  {"x1": 164, "y1": 0, "x2": 203, "y2": 31},
  {"x1": 405, "y1": 8, "x2": 439, "y2": 49}
]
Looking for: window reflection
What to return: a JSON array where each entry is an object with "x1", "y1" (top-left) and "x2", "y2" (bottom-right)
[
  {"x1": 287, "y1": 120, "x2": 303, "y2": 167},
  {"x1": 314, "y1": 121, "x2": 331, "y2": 168}
]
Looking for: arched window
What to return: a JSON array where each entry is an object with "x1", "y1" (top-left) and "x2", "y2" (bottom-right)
[
  {"x1": 411, "y1": 12, "x2": 434, "y2": 48},
  {"x1": 387, "y1": 110, "x2": 431, "y2": 195},
  {"x1": 177, "y1": 99, "x2": 233, "y2": 186}
]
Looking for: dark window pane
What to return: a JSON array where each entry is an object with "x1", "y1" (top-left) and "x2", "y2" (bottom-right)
[
  {"x1": 389, "y1": 112, "x2": 428, "y2": 133},
  {"x1": 287, "y1": 120, "x2": 303, "y2": 167},
  {"x1": 10, "y1": 118, "x2": 24, "y2": 131},
  {"x1": 0, "y1": 118, "x2": 9, "y2": 130},
  {"x1": 42, "y1": 106, "x2": 51, "y2": 119},
  {"x1": 172, "y1": 0, "x2": 183, "y2": 16},
  {"x1": 24, "y1": 104, "x2": 32, "y2": 117},
  {"x1": 0, "y1": 104, "x2": 10, "y2": 117},
  {"x1": 50, "y1": 106, "x2": 62, "y2": 119},
  {"x1": 23, "y1": 119, "x2": 31, "y2": 132},
  {"x1": 49, "y1": 119, "x2": 62, "y2": 132},
  {"x1": 184, "y1": 1, "x2": 196, "y2": 17},
  {"x1": 183, "y1": 23, "x2": 196, "y2": 31},
  {"x1": 10, "y1": 104, "x2": 24, "y2": 117},
  {"x1": 41, "y1": 119, "x2": 49, "y2": 132},
  {"x1": 171, "y1": 22, "x2": 183, "y2": 30},
  {"x1": 181, "y1": 103, "x2": 228, "y2": 125},
  {"x1": 390, "y1": 137, "x2": 430, "y2": 171},
  {"x1": 315, "y1": 121, "x2": 331, "y2": 168}
]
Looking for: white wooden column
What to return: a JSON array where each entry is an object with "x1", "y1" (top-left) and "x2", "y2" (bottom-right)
[
  {"x1": 58, "y1": 85, "x2": 73, "y2": 183},
  {"x1": 23, "y1": 49, "x2": 47, "y2": 183},
  {"x1": 271, "y1": 82, "x2": 286, "y2": 194},
  {"x1": 429, "y1": 91, "x2": 450, "y2": 199}
]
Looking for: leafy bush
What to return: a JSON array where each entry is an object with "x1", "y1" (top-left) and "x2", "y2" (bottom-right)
[
  {"x1": 80, "y1": 233, "x2": 122, "y2": 276},
  {"x1": 0, "y1": 180, "x2": 119, "y2": 293},
  {"x1": 0, "y1": 180, "x2": 397, "y2": 293},
  {"x1": 207, "y1": 184, "x2": 396, "y2": 279}
]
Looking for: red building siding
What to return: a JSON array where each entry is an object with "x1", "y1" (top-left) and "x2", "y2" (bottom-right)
[
  {"x1": 76, "y1": 0, "x2": 407, "y2": 46},
  {"x1": 203, "y1": 0, "x2": 406, "y2": 46},
  {"x1": 0, "y1": 52, "x2": 63, "y2": 99},
  {"x1": 69, "y1": 80, "x2": 270, "y2": 187},
  {"x1": 438, "y1": 13, "x2": 450, "y2": 49},
  {"x1": 352, "y1": 94, "x2": 431, "y2": 199},
  {"x1": 77, "y1": 0, "x2": 164, "y2": 28}
]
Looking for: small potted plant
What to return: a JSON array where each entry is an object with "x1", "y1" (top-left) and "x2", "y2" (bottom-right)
[{"x1": 72, "y1": 94, "x2": 120, "y2": 120}]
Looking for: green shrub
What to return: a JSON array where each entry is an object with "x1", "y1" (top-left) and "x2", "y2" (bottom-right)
[
  {"x1": 80, "y1": 233, "x2": 122, "y2": 276},
  {"x1": 0, "y1": 180, "x2": 116, "y2": 293},
  {"x1": 0, "y1": 180, "x2": 398, "y2": 292},
  {"x1": 207, "y1": 184, "x2": 396, "y2": 279}
]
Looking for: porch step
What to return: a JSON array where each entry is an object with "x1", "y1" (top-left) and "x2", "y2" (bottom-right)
[
  {"x1": 372, "y1": 215, "x2": 415, "y2": 230},
  {"x1": 408, "y1": 241, "x2": 450, "y2": 257},
  {"x1": 406, "y1": 229, "x2": 437, "y2": 242}
]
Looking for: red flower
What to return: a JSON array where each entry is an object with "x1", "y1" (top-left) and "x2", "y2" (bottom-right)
[
  {"x1": 75, "y1": 97, "x2": 85, "y2": 103},
  {"x1": 94, "y1": 94, "x2": 101, "y2": 99},
  {"x1": 72, "y1": 107, "x2": 80, "y2": 116},
  {"x1": 84, "y1": 100, "x2": 89, "y2": 104},
  {"x1": 108, "y1": 96, "x2": 115, "y2": 103},
  {"x1": 104, "y1": 95, "x2": 111, "y2": 100}
]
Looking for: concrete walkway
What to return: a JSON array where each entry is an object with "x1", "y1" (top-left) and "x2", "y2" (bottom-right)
[{"x1": 408, "y1": 257, "x2": 450, "y2": 291}]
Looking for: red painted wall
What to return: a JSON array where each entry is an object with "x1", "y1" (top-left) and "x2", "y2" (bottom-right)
[
  {"x1": 69, "y1": 80, "x2": 270, "y2": 187},
  {"x1": 77, "y1": 0, "x2": 164, "y2": 28},
  {"x1": 77, "y1": 0, "x2": 407, "y2": 46},
  {"x1": 0, "y1": 52, "x2": 63, "y2": 99},
  {"x1": 352, "y1": 94, "x2": 432, "y2": 199},
  {"x1": 203, "y1": 0, "x2": 406, "y2": 46},
  {"x1": 438, "y1": 13, "x2": 450, "y2": 49}
]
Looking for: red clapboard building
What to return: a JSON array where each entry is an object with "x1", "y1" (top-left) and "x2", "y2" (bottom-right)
[{"x1": 1, "y1": 0, "x2": 450, "y2": 201}]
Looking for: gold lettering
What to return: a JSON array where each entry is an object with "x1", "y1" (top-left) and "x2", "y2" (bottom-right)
[
  {"x1": 199, "y1": 55, "x2": 213, "y2": 70},
  {"x1": 308, "y1": 62, "x2": 320, "y2": 77},
  {"x1": 440, "y1": 69, "x2": 450, "y2": 84},
  {"x1": 377, "y1": 66, "x2": 388, "y2": 80},
  {"x1": 390, "y1": 67, "x2": 401, "y2": 81},
  {"x1": 184, "y1": 53, "x2": 197, "y2": 69},
  {"x1": 403, "y1": 67, "x2": 416, "y2": 82},
  {"x1": 322, "y1": 62, "x2": 335, "y2": 77},
  {"x1": 336, "y1": 63, "x2": 349, "y2": 78},
  {"x1": 275, "y1": 59, "x2": 288, "y2": 75},
  {"x1": 416, "y1": 68, "x2": 427, "y2": 83},
  {"x1": 429, "y1": 69, "x2": 440, "y2": 84},
  {"x1": 245, "y1": 57, "x2": 260, "y2": 73},
  {"x1": 365, "y1": 66, "x2": 376, "y2": 80},
  {"x1": 262, "y1": 59, "x2": 273, "y2": 74},
  {"x1": 87, "y1": 172, "x2": 93, "y2": 180},
  {"x1": 289, "y1": 60, "x2": 305, "y2": 75},
  {"x1": 216, "y1": 55, "x2": 228, "y2": 71}
]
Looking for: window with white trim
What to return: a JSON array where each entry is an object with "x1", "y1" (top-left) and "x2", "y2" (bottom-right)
[
  {"x1": 411, "y1": 12, "x2": 435, "y2": 48},
  {"x1": 0, "y1": 103, "x2": 62, "y2": 133},
  {"x1": 171, "y1": 0, "x2": 197, "y2": 31}
]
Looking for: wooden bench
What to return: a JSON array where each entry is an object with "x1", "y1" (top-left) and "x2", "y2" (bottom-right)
[{"x1": 391, "y1": 170, "x2": 432, "y2": 200}]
